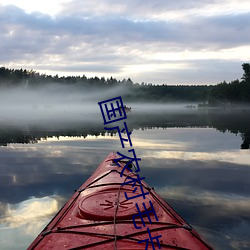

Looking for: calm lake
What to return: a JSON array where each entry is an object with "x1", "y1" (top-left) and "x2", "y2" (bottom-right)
[{"x1": 0, "y1": 104, "x2": 250, "y2": 249}]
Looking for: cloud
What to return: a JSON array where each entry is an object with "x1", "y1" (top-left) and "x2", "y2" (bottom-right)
[
  {"x1": 0, "y1": 196, "x2": 62, "y2": 249},
  {"x1": 58, "y1": 0, "x2": 247, "y2": 19},
  {"x1": 3, "y1": 4, "x2": 249, "y2": 48},
  {"x1": 0, "y1": 196, "x2": 59, "y2": 228},
  {"x1": 0, "y1": 1, "x2": 250, "y2": 84},
  {"x1": 157, "y1": 186, "x2": 250, "y2": 216}
]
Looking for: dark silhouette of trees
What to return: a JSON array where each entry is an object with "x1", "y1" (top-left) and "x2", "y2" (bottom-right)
[
  {"x1": 0, "y1": 63, "x2": 250, "y2": 104},
  {"x1": 208, "y1": 63, "x2": 250, "y2": 105},
  {"x1": 242, "y1": 63, "x2": 250, "y2": 82},
  {"x1": 1, "y1": 108, "x2": 249, "y2": 149}
]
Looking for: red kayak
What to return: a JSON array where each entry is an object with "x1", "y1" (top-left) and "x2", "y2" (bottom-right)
[{"x1": 28, "y1": 152, "x2": 213, "y2": 249}]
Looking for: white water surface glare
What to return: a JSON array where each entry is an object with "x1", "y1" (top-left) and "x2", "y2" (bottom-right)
[{"x1": 0, "y1": 104, "x2": 250, "y2": 250}]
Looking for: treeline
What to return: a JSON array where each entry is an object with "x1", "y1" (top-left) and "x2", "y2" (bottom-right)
[
  {"x1": 208, "y1": 63, "x2": 250, "y2": 104},
  {"x1": 0, "y1": 64, "x2": 249, "y2": 104}
]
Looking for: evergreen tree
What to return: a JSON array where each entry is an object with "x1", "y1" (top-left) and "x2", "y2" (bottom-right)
[{"x1": 242, "y1": 63, "x2": 250, "y2": 83}]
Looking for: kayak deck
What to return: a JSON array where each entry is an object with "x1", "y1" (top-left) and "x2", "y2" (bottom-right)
[{"x1": 28, "y1": 152, "x2": 213, "y2": 249}]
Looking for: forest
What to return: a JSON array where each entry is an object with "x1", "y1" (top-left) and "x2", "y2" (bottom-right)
[{"x1": 0, "y1": 63, "x2": 250, "y2": 104}]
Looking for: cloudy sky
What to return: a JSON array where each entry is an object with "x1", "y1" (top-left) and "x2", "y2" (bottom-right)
[{"x1": 0, "y1": 0, "x2": 250, "y2": 85}]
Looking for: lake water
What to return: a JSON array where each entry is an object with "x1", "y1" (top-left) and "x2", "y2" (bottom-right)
[{"x1": 0, "y1": 104, "x2": 250, "y2": 249}]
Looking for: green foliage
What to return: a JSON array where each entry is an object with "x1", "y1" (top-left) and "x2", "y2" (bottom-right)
[
  {"x1": 208, "y1": 63, "x2": 250, "y2": 104},
  {"x1": 0, "y1": 63, "x2": 250, "y2": 104},
  {"x1": 242, "y1": 63, "x2": 250, "y2": 82}
]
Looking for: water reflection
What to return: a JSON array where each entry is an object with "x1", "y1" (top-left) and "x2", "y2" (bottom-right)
[
  {"x1": 0, "y1": 196, "x2": 59, "y2": 228},
  {"x1": 0, "y1": 107, "x2": 250, "y2": 149},
  {"x1": 0, "y1": 108, "x2": 250, "y2": 249},
  {"x1": 0, "y1": 196, "x2": 62, "y2": 250}
]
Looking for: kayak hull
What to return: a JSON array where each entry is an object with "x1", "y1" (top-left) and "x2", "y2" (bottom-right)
[{"x1": 28, "y1": 152, "x2": 213, "y2": 249}]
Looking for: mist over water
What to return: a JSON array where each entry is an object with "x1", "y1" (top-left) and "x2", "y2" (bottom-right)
[
  {"x1": 0, "y1": 85, "x2": 99, "y2": 121},
  {"x1": 0, "y1": 84, "x2": 197, "y2": 124}
]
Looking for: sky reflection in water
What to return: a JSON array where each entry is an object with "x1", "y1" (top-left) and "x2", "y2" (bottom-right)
[{"x1": 0, "y1": 126, "x2": 250, "y2": 249}]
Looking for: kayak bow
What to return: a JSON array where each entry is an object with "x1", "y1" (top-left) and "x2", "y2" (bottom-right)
[{"x1": 28, "y1": 152, "x2": 213, "y2": 249}]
